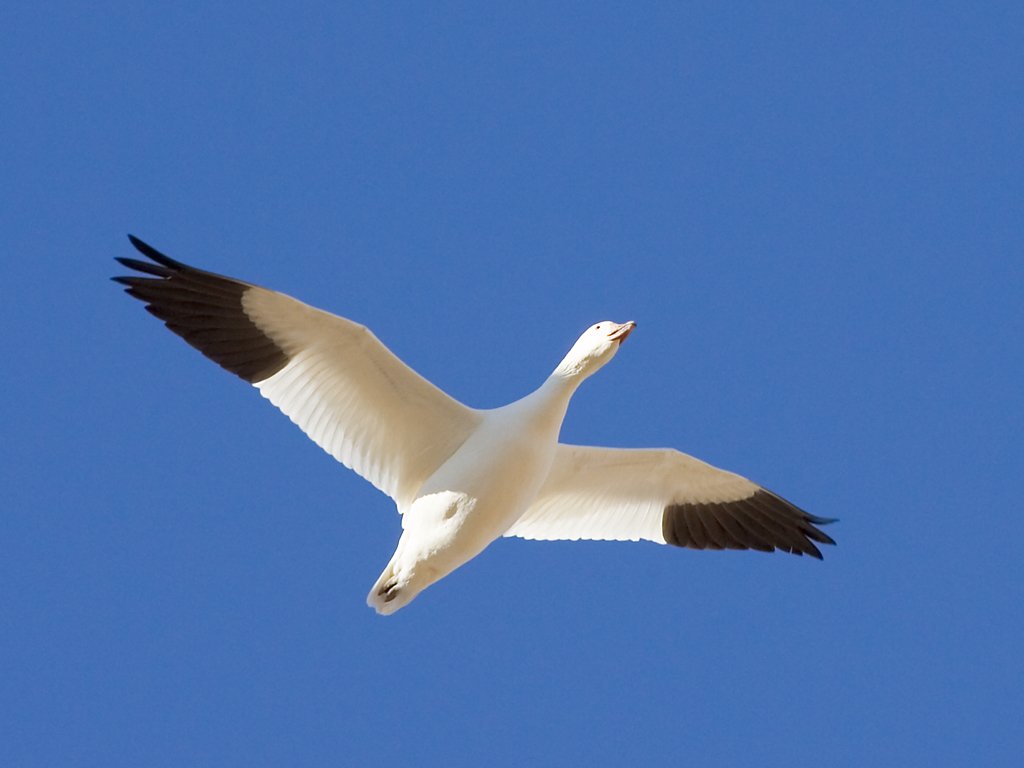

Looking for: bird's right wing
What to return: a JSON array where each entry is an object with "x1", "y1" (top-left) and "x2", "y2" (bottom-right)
[
  {"x1": 114, "y1": 236, "x2": 482, "y2": 510},
  {"x1": 505, "y1": 444, "x2": 835, "y2": 557}
]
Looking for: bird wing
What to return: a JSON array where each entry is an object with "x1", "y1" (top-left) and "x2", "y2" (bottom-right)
[
  {"x1": 505, "y1": 444, "x2": 835, "y2": 557},
  {"x1": 114, "y1": 236, "x2": 481, "y2": 510}
]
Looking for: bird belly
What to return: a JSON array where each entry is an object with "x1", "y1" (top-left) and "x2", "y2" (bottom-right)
[
  {"x1": 367, "y1": 426, "x2": 556, "y2": 614},
  {"x1": 404, "y1": 460, "x2": 547, "y2": 574}
]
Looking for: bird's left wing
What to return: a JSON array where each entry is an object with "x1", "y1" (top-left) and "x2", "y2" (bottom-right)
[
  {"x1": 505, "y1": 444, "x2": 835, "y2": 557},
  {"x1": 114, "y1": 236, "x2": 482, "y2": 509}
]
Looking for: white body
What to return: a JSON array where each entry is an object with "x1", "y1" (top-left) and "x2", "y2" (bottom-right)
[{"x1": 371, "y1": 377, "x2": 574, "y2": 613}]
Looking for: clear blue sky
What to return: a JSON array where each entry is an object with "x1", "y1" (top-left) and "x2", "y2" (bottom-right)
[{"x1": 2, "y1": 3, "x2": 1021, "y2": 766}]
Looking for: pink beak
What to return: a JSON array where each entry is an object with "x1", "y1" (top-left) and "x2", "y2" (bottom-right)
[{"x1": 608, "y1": 321, "x2": 636, "y2": 345}]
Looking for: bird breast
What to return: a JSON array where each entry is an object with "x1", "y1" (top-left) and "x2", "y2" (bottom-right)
[{"x1": 412, "y1": 411, "x2": 560, "y2": 540}]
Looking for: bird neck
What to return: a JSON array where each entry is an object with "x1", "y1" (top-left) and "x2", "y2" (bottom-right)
[
  {"x1": 551, "y1": 349, "x2": 597, "y2": 382},
  {"x1": 528, "y1": 369, "x2": 581, "y2": 424},
  {"x1": 499, "y1": 371, "x2": 577, "y2": 435}
]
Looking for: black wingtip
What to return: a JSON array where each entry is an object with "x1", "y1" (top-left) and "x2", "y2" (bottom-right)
[
  {"x1": 114, "y1": 256, "x2": 146, "y2": 270},
  {"x1": 126, "y1": 233, "x2": 148, "y2": 252},
  {"x1": 115, "y1": 256, "x2": 174, "y2": 278},
  {"x1": 126, "y1": 235, "x2": 185, "y2": 269}
]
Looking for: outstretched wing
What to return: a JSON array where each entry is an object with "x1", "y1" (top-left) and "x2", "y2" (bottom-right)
[
  {"x1": 505, "y1": 444, "x2": 835, "y2": 558},
  {"x1": 114, "y1": 236, "x2": 481, "y2": 510}
]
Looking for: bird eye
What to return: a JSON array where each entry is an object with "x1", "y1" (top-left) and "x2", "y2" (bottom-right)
[{"x1": 595, "y1": 324, "x2": 602, "y2": 330}]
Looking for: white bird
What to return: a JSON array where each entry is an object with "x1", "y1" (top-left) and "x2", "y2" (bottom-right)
[{"x1": 114, "y1": 236, "x2": 836, "y2": 615}]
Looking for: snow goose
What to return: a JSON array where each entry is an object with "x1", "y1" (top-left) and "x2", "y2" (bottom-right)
[{"x1": 114, "y1": 236, "x2": 836, "y2": 615}]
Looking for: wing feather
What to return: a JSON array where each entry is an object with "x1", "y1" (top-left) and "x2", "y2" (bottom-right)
[
  {"x1": 114, "y1": 236, "x2": 481, "y2": 509},
  {"x1": 505, "y1": 444, "x2": 835, "y2": 558}
]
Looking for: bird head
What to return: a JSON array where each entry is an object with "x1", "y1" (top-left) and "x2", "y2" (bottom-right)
[{"x1": 553, "y1": 320, "x2": 636, "y2": 380}]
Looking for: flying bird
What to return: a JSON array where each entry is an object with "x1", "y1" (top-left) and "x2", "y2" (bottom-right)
[{"x1": 114, "y1": 236, "x2": 836, "y2": 614}]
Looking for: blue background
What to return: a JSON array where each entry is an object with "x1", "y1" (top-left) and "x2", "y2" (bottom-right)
[{"x1": 3, "y1": 2, "x2": 1021, "y2": 765}]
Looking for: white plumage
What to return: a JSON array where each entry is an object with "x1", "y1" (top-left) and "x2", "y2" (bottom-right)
[{"x1": 115, "y1": 236, "x2": 835, "y2": 615}]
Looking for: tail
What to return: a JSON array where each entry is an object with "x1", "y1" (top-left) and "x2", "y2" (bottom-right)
[{"x1": 367, "y1": 559, "x2": 421, "y2": 616}]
